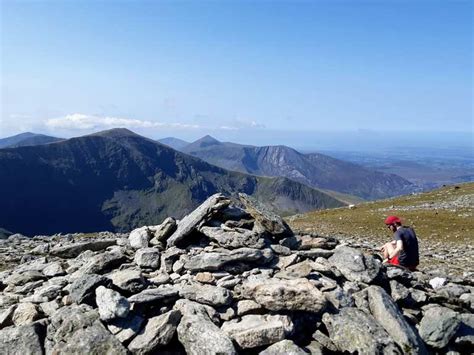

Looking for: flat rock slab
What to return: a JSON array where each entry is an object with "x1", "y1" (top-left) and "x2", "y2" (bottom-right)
[
  {"x1": 69, "y1": 274, "x2": 111, "y2": 306},
  {"x1": 49, "y1": 240, "x2": 116, "y2": 258},
  {"x1": 328, "y1": 246, "x2": 381, "y2": 284},
  {"x1": 239, "y1": 193, "x2": 292, "y2": 237},
  {"x1": 128, "y1": 285, "x2": 179, "y2": 304},
  {"x1": 323, "y1": 307, "x2": 399, "y2": 354},
  {"x1": 184, "y1": 248, "x2": 265, "y2": 272},
  {"x1": 128, "y1": 310, "x2": 181, "y2": 353},
  {"x1": 179, "y1": 283, "x2": 232, "y2": 307},
  {"x1": 242, "y1": 278, "x2": 326, "y2": 313},
  {"x1": 167, "y1": 193, "x2": 231, "y2": 247},
  {"x1": 222, "y1": 314, "x2": 294, "y2": 349}
]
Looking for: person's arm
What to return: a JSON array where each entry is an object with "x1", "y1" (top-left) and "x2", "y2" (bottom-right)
[{"x1": 389, "y1": 239, "x2": 403, "y2": 259}]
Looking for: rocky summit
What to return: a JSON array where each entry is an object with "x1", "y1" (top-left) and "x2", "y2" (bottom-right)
[{"x1": 0, "y1": 194, "x2": 473, "y2": 354}]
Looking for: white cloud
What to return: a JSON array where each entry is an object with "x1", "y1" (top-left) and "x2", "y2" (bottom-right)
[{"x1": 45, "y1": 113, "x2": 200, "y2": 131}]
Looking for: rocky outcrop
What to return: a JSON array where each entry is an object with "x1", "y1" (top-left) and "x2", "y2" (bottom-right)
[{"x1": 0, "y1": 194, "x2": 472, "y2": 354}]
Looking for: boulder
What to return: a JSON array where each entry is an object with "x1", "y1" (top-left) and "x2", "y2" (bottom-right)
[
  {"x1": 12, "y1": 302, "x2": 41, "y2": 326},
  {"x1": 129, "y1": 226, "x2": 152, "y2": 249},
  {"x1": 322, "y1": 307, "x2": 399, "y2": 354},
  {"x1": 107, "y1": 313, "x2": 145, "y2": 344},
  {"x1": 260, "y1": 339, "x2": 307, "y2": 355},
  {"x1": 328, "y1": 246, "x2": 381, "y2": 283},
  {"x1": 109, "y1": 269, "x2": 146, "y2": 294},
  {"x1": 149, "y1": 217, "x2": 177, "y2": 244},
  {"x1": 134, "y1": 247, "x2": 161, "y2": 269},
  {"x1": 0, "y1": 324, "x2": 44, "y2": 354},
  {"x1": 76, "y1": 250, "x2": 126, "y2": 275},
  {"x1": 366, "y1": 286, "x2": 427, "y2": 354},
  {"x1": 222, "y1": 314, "x2": 294, "y2": 349},
  {"x1": 69, "y1": 274, "x2": 110, "y2": 306},
  {"x1": 418, "y1": 306, "x2": 460, "y2": 349},
  {"x1": 128, "y1": 310, "x2": 181, "y2": 353},
  {"x1": 200, "y1": 226, "x2": 265, "y2": 249},
  {"x1": 175, "y1": 299, "x2": 237, "y2": 355},
  {"x1": 239, "y1": 193, "x2": 292, "y2": 237},
  {"x1": 95, "y1": 286, "x2": 130, "y2": 321},
  {"x1": 241, "y1": 278, "x2": 326, "y2": 313},
  {"x1": 184, "y1": 248, "x2": 265, "y2": 272},
  {"x1": 167, "y1": 193, "x2": 231, "y2": 247},
  {"x1": 237, "y1": 300, "x2": 263, "y2": 316},
  {"x1": 42, "y1": 262, "x2": 66, "y2": 277},
  {"x1": 179, "y1": 283, "x2": 233, "y2": 307}
]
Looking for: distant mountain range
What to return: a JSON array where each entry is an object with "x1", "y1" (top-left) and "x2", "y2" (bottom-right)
[
  {"x1": 0, "y1": 129, "x2": 344, "y2": 236},
  {"x1": 159, "y1": 135, "x2": 415, "y2": 200},
  {"x1": 0, "y1": 132, "x2": 63, "y2": 148}
]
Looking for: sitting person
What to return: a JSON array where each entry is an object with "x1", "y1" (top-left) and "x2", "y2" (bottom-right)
[{"x1": 381, "y1": 215, "x2": 419, "y2": 271}]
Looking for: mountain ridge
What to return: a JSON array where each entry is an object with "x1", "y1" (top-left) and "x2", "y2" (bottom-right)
[{"x1": 0, "y1": 129, "x2": 344, "y2": 236}]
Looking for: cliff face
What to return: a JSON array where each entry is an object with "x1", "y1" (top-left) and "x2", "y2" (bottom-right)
[
  {"x1": 0, "y1": 194, "x2": 472, "y2": 354},
  {"x1": 0, "y1": 129, "x2": 344, "y2": 236},
  {"x1": 182, "y1": 136, "x2": 415, "y2": 200}
]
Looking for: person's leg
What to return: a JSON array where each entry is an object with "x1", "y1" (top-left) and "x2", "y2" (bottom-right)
[{"x1": 383, "y1": 242, "x2": 396, "y2": 259}]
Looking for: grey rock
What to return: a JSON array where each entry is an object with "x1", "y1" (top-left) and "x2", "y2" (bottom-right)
[
  {"x1": 323, "y1": 307, "x2": 400, "y2": 354},
  {"x1": 167, "y1": 193, "x2": 231, "y2": 247},
  {"x1": 69, "y1": 273, "x2": 110, "y2": 305},
  {"x1": 0, "y1": 305, "x2": 16, "y2": 329},
  {"x1": 176, "y1": 299, "x2": 237, "y2": 355},
  {"x1": 390, "y1": 280, "x2": 410, "y2": 303},
  {"x1": 241, "y1": 278, "x2": 326, "y2": 313},
  {"x1": 42, "y1": 262, "x2": 65, "y2": 277},
  {"x1": 179, "y1": 283, "x2": 232, "y2": 307},
  {"x1": 39, "y1": 300, "x2": 61, "y2": 317},
  {"x1": 260, "y1": 339, "x2": 307, "y2": 355},
  {"x1": 95, "y1": 286, "x2": 130, "y2": 321},
  {"x1": 367, "y1": 285, "x2": 427, "y2": 354},
  {"x1": 109, "y1": 269, "x2": 146, "y2": 294},
  {"x1": 12, "y1": 302, "x2": 41, "y2": 326},
  {"x1": 49, "y1": 240, "x2": 116, "y2": 258},
  {"x1": 77, "y1": 250, "x2": 126, "y2": 274},
  {"x1": 52, "y1": 320, "x2": 128, "y2": 354},
  {"x1": 184, "y1": 247, "x2": 265, "y2": 272},
  {"x1": 0, "y1": 324, "x2": 44, "y2": 355},
  {"x1": 107, "y1": 313, "x2": 145, "y2": 344},
  {"x1": 149, "y1": 217, "x2": 177, "y2": 244},
  {"x1": 239, "y1": 193, "x2": 292, "y2": 237},
  {"x1": 128, "y1": 310, "x2": 181, "y2": 353},
  {"x1": 222, "y1": 314, "x2": 294, "y2": 349},
  {"x1": 129, "y1": 226, "x2": 152, "y2": 249},
  {"x1": 419, "y1": 306, "x2": 460, "y2": 349},
  {"x1": 328, "y1": 246, "x2": 381, "y2": 283},
  {"x1": 4, "y1": 270, "x2": 45, "y2": 287},
  {"x1": 436, "y1": 283, "x2": 471, "y2": 299},
  {"x1": 324, "y1": 285, "x2": 355, "y2": 309},
  {"x1": 312, "y1": 330, "x2": 338, "y2": 352},
  {"x1": 237, "y1": 300, "x2": 263, "y2": 316},
  {"x1": 454, "y1": 313, "x2": 474, "y2": 349},
  {"x1": 32, "y1": 284, "x2": 63, "y2": 302},
  {"x1": 128, "y1": 285, "x2": 179, "y2": 304},
  {"x1": 200, "y1": 226, "x2": 265, "y2": 249},
  {"x1": 134, "y1": 247, "x2": 160, "y2": 269},
  {"x1": 281, "y1": 234, "x2": 338, "y2": 250}
]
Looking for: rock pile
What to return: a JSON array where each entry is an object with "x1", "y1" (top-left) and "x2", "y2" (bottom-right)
[{"x1": 0, "y1": 193, "x2": 473, "y2": 354}]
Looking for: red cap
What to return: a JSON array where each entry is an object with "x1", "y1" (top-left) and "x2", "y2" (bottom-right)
[{"x1": 384, "y1": 215, "x2": 401, "y2": 225}]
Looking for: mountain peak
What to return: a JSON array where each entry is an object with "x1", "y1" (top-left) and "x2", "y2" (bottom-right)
[
  {"x1": 88, "y1": 128, "x2": 140, "y2": 138},
  {"x1": 191, "y1": 135, "x2": 220, "y2": 148}
]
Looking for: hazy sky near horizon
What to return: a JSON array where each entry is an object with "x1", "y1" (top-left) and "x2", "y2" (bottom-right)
[{"x1": 1, "y1": 0, "x2": 472, "y2": 146}]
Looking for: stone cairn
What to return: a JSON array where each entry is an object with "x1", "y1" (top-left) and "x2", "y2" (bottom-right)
[{"x1": 0, "y1": 193, "x2": 472, "y2": 354}]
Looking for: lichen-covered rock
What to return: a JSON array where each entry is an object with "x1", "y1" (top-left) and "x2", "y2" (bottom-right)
[
  {"x1": 128, "y1": 310, "x2": 181, "y2": 353},
  {"x1": 328, "y1": 246, "x2": 381, "y2": 283},
  {"x1": 241, "y1": 278, "x2": 326, "y2": 313},
  {"x1": 0, "y1": 324, "x2": 44, "y2": 355},
  {"x1": 134, "y1": 247, "x2": 161, "y2": 269},
  {"x1": 260, "y1": 339, "x2": 307, "y2": 355},
  {"x1": 176, "y1": 299, "x2": 237, "y2": 355},
  {"x1": 222, "y1": 314, "x2": 294, "y2": 349},
  {"x1": 179, "y1": 283, "x2": 233, "y2": 307},
  {"x1": 95, "y1": 286, "x2": 130, "y2": 321},
  {"x1": 323, "y1": 307, "x2": 400, "y2": 354},
  {"x1": 418, "y1": 306, "x2": 460, "y2": 349}
]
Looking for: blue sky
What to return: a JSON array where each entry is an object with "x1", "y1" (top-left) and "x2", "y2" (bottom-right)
[{"x1": 1, "y1": 0, "x2": 472, "y2": 149}]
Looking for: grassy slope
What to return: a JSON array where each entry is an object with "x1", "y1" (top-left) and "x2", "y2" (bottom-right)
[{"x1": 288, "y1": 182, "x2": 474, "y2": 274}]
